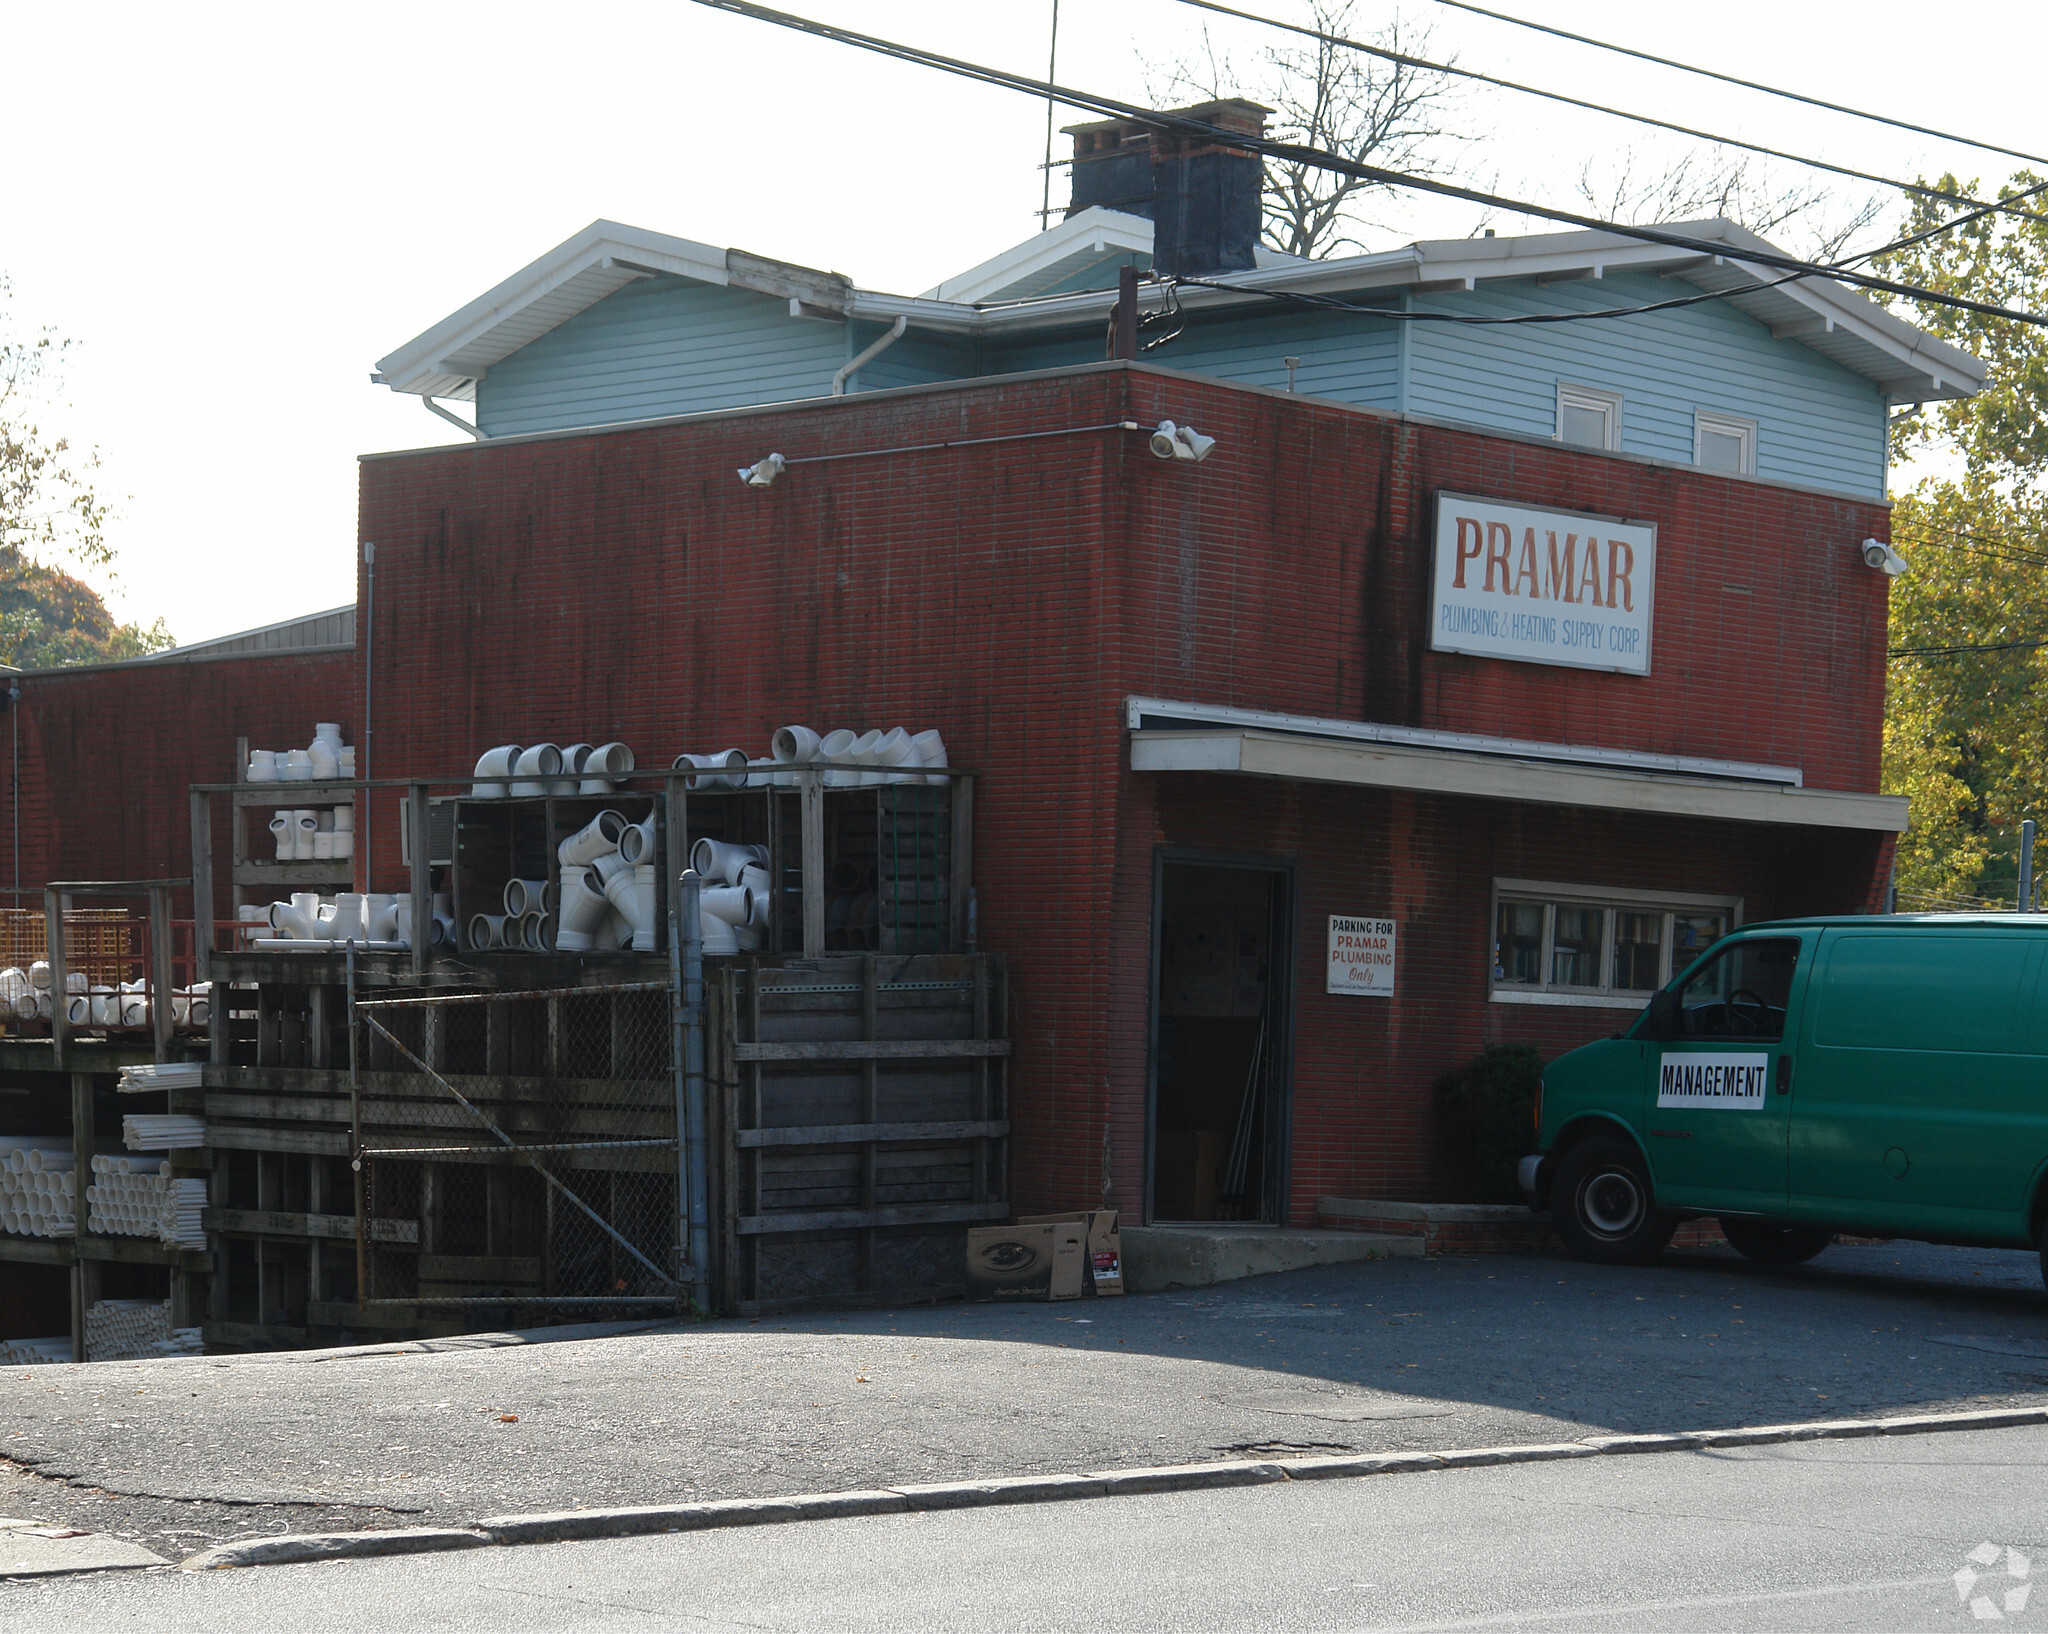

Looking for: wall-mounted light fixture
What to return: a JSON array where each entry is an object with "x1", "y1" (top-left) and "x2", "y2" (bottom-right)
[
  {"x1": 1148, "y1": 420, "x2": 1216, "y2": 463},
  {"x1": 1860, "y1": 537, "x2": 1909, "y2": 577},
  {"x1": 737, "y1": 453, "x2": 787, "y2": 487}
]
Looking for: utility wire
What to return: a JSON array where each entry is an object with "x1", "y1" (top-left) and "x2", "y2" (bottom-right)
[
  {"x1": 1421, "y1": 0, "x2": 2048, "y2": 172},
  {"x1": 1889, "y1": 637, "x2": 2048, "y2": 658},
  {"x1": 1172, "y1": 0, "x2": 2048, "y2": 227},
  {"x1": 687, "y1": 0, "x2": 2048, "y2": 330}
]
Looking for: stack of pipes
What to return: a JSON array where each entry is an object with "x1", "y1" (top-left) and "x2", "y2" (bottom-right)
[
  {"x1": 691, "y1": 838, "x2": 774, "y2": 954},
  {"x1": 85, "y1": 1298, "x2": 173, "y2": 1362},
  {"x1": 123, "y1": 1114, "x2": 207, "y2": 1151},
  {"x1": 0, "y1": 1337, "x2": 72, "y2": 1367},
  {"x1": 250, "y1": 894, "x2": 401, "y2": 948},
  {"x1": 764, "y1": 724, "x2": 947, "y2": 786},
  {"x1": 471, "y1": 741, "x2": 636, "y2": 798},
  {"x1": 163, "y1": 1179, "x2": 207, "y2": 1249},
  {"x1": 87, "y1": 1155, "x2": 177, "y2": 1238},
  {"x1": 267, "y1": 805, "x2": 355, "y2": 862},
  {"x1": 116, "y1": 1062, "x2": 206, "y2": 1094},
  {"x1": 244, "y1": 723, "x2": 355, "y2": 785},
  {"x1": 0, "y1": 1140, "x2": 75, "y2": 1237},
  {"x1": 553, "y1": 809, "x2": 664, "y2": 952}
]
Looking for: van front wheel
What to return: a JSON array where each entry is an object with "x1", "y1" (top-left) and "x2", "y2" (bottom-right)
[
  {"x1": 1717, "y1": 1217, "x2": 1834, "y2": 1264},
  {"x1": 1552, "y1": 1138, "x2": 1676, "y2": 1265}
]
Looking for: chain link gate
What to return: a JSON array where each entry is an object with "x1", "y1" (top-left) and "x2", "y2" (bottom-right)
[{"x1": 348, "y1": 982, "x2": 685, "y2": 1317}]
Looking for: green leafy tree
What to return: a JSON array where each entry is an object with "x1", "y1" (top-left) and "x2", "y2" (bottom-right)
[
  {"x1": 0, "y1": 276, "x2": 171, "y2": 666},
  {"x1": 1872, "y1": 176, "x2": 2048, "y2": 905}
]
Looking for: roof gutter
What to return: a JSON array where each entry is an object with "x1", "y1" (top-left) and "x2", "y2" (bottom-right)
[
  {"x1": 831, "y1": 316, "x2": 908, "y2": 396},
  {"x1": 424, "y1": 395, "x2": 485, "y2": 440}
]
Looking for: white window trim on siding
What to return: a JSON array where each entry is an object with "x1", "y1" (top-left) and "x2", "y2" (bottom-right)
[
  {"x1": 1695, "y1": 409, "x2": 1759, "y2": 476},
  {"x1": 1556, "y1": 382, "x2": 1623, "y2": 451}
]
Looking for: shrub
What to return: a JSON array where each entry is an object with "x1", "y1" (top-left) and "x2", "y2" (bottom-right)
[{"x1": 1433, "y1": 1044, "x2": 1545, "y2": 1203}]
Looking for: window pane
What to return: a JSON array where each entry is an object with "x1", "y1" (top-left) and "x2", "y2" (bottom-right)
[
  {"x1": 1561, "y1": 403, "x2": 1609, "y2": 448},
  {"x1": 1612, "y1": 911, "x2": 1663, "y2": 990},
  {"x1": 1699, "y1": 428, "x2": 1746, "y2": 473},
  {"x1": 1551, "y1": 906, "x2": 1604, "y2": 988},
  {"x1": 1672, "y1": 912, "x2": 1725, "y2": 968},
  {"x1": 1674, "y1": 936, "x2": 1800, "y2": 1042},
  {"x1": 1495, "y1": 901, "x2": 1543, "y2": 985}
]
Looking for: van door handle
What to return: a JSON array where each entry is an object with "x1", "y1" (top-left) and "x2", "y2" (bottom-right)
[{"x1": 1776, "y1": 1057, "x2": 1792, "y2": 1096}]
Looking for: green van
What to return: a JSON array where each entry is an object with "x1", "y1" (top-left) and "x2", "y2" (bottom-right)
[{"x1": 1521, "y1": 915, "x2": 2048, "y2": 1287}]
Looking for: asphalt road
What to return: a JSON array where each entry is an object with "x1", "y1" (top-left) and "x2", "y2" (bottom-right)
[
  {"x1": 4, "y1": 1237, "x2": 2047, "y2": 1561},
  {"x1": 8, "y1": 1420, "x2": 2045, "y2": 1631}
]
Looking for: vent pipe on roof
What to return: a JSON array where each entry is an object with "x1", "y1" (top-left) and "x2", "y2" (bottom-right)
[{"x1": 832, "y1": 316, "x2": 908, "y2": 396}]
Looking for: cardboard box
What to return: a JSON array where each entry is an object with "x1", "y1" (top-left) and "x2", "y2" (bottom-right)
[
  {"x1": 965, "y1": 1222, "x2": 1086, "y2": 1302},
  {"x1": 1017, "y1": 1210, "x2": 1123, "y2": 1296}
]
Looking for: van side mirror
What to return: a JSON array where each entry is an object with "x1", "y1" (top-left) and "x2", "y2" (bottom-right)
[{"x1": 1642, "y1": 989, "x2": 1680, "y2": 1040}]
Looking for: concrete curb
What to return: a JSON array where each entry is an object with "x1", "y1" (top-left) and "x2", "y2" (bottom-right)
[{"x1": 176, "y1": 1404, "x2": 2048, "y2": 1571}]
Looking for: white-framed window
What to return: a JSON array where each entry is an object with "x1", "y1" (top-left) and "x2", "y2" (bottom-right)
[
  {"x1": 1695, "y1": 410, "x2": 1757, "y2": 476},
  {"x1": 1556, "y1": 383, "x2": 1623, "y2": 451},
  {"x1": 1491, "y1": 878, "x2": 1742, "y2": 1008}
]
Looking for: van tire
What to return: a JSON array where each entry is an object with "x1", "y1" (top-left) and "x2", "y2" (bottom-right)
[
  {"x1": 1552, "y1": 1138, "x2": 1676, "y2": 1265},
  {"x1": 1717, "y1": 1217, "x2": 1834, "y2": 1265}
]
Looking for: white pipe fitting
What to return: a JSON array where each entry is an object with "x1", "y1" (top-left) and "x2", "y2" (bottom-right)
[
  {"x1": 911, "y1": 729, "x2": 947, "y2": 783},
  {"x1": 509, "y1": 744, "x2": 563, "y2": 798},
  {"x1": 270, "y1": 813, "x2": 293, "y2": 861},
  {"x1": 283, "y1": 750, "x2": 313, "y2": 782},
  {"x1": 618, "y1": 811, "x2": 658, "y2": 866},
  {"x1": 818, "y1": 729, "x2": 860, "y2": 785},
  {"x1": 28, "y1": 961, "x2": 50, "y2": 992},
  {"x1": 597, "y1": 905, "x2": 634, "y2": 949},
  {"x1": 247, "y1": 752, "x2": 277, "y2": 783},
  {"x1": 603, "y1": 863, "x2": 661, "y2": 952},
  {"x1": 312, "y1": 832, "x2": 336, "y2": 860},
  {"x1": 336, "y1": 831, "x2": 355, "y2": 859},
  {"x1": 327, "y1": 894, "x2": 366, "y2": 942},
  {"x1": 558, "y1": 744, "x2": 593, "y2": 797},
  {"x1": 555, "y1": 866, "x2": 610, "y2": 952},
  {"x1": 366, "y1": 894, "x2": 398, "y2": 942},
  {"x1": 702, "y1": 884, "x2": 754, "y2": 927},
  {"x1": 559, "y1": 809, "x2": 627, "y2": 867},
  {"x1": 691, "y1": 838, "x2": 766, "y2": 885},
  {"x1": 268, "y1": 895, "x2": 318, "y2": 939},
  {"x1": 333, "y1": 806, "x2": 355, "y2": 833},
  {"x1": 591, "y1": 851, "x2": 632, "y2": 889},
  {"x1": 672, "y1": 750, "x2": 749, "y2": 790},
  {"x1": 877, "y1": 727, "x2": 923, "y2": 783},
  {"x1": 523, "y1": 912, "x2": 551, "y2": 950},
  {"x1": 700, "y1": 911, "x2": 741, "y2": 955},
  {"x1": 296, "y1": 811, "x2": 319, "y2": 857},
  {"x1": 773, "y1": 725, "x2": 821, "y2": 764},
  {"x1": 468, "y1": 913, "x2": 506, "y2": 950},
  {"x1": 308, "y1": 739, "x2": 339, "y2": 780},
  {"x1": 581, "y1": 742, "x2": 635, "y2": 794},
  {"x1": 504, "y1": 878, "x2": 550, "y2": 917},
  {"x1": 472, "y1": 745, "x2": 522, "y2": 798}
]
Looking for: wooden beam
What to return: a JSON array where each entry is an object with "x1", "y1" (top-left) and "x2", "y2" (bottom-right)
[
  {"x1": 800, "y1": 769, "x2": 825, "y2": 957},
  {"x1": 203, "y1": 1207, "x2": 418, "y2": 1245}
]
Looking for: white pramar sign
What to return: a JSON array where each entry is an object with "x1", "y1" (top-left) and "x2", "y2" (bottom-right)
[
  {"x1": 1431, "y1": 492, "x2": 1657, "y2": 676},
  {"x1": 1327, "y1": 916, "x2": 1396, "y2": 997},
  {"x1": 1656, "y1": 1053, "x2": 1769, "y2": 1110}
]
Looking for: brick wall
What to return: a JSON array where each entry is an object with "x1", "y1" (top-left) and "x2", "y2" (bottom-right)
[{"x1": 342, "y1": 360, "x2": 1894, "y2": 1212}]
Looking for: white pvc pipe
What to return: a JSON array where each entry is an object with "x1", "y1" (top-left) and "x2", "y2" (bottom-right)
[
  {"x1": 269, "y1": 813, "x2": 293, "y2": 860},
  {"x1": 700, "y1": 910, "x2": 741, "y2": 954},
  {"x1": 603, "y1": 864, "x2": 658, "y2": 951},
  {"x1": 472, "y1": 744, "x2": 522, "y2": 798},
  {"x1": 504, "y1": 878, "x2": 550, "y2": 917},
  {"x1": 333, "y1": 806, "x2": 355, "y2": 833},
  {"x1": 618, "y1": 811, "x2": 659, "y2": 866},
  {"x1": 526, "y1": 912, "x2": 552, "y2": 950},
  {"x1": 597, "y1": 904, "x2": 634, "y2": 949},
  {"x1": 555, "y1": 866, "x2": 610, "y2": 952},
  {"x1": 702, "y1": 884, "x2": 754, "y2": 927},
  {"x1": 581, "y1": 742, "x2": 635, "y2": 794},
  {"x1": 877, "y1": 727, "x2": 924, "y2": 783},
  {"x1": 773, "y1": 725, "x2": 821, "y2": 764},
  {"x1": 849, "y1": 729, "x2": 886, "y2": 786},
  {"x1": 819, "y1": 729, "x2": 860, "y2": 785},
  {"x1": 28, "y1": 961, "x2": 49, "y2": 992},
  {"x1": 557, "y1": 744, "x2": 593, "y2": 796},
  {"x1": 691, "y1": 838, "x2": 766, "y2": 885},
  {"x1": 468, "y1": 913, "x2": 506, "y2": 950},
  {"x1": 295, "y1": 811, "x2": 319, "y2": 857},
  {"x1": 329, "y1": 894, "x2": 366, "y2": 942},
  {"x1": 509, "y1": 744, "x2": 563, "y2": 798},
  {"x1": 592, "y1": 851, "x2": 632, "y2": 889},
  {"x1": 559, "y1": 809, "x2": 626, "y2": 867},
  {"x1": 911, "y1": 729, "x2": 948, "y2": 783}
]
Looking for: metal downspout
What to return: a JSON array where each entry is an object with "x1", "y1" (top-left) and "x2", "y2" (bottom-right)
[
  {"x1": 831, "y1": 316, "x2": 908, "y2": 396},
  {"x1": 423, "y1": 395, "x2": 484, "y2": 439}
]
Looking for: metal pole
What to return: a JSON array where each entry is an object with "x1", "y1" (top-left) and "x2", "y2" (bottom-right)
[
  {"x1": 667, "y1": 869, "x2": 689, "y2": 1304},
  {"x1": 360, "y1": 542, "x2": 374, "y2": 881},
  {"x1": 2022, "y1": 819, "x2": 2037, "y2": 913},
  {"x1": 348, "y1": 944, "x2": 366, "y2": 1310},
  {"x1": 681, "y1": 869, "x2": 711, "y2": 1314}
]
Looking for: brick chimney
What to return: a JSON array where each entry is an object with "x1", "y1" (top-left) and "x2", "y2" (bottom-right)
[{"x1": 1064, "y1": 99, "x2": 1270, "y2": 277}]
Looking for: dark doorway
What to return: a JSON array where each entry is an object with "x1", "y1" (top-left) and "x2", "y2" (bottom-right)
[{"x1": 1149, "y1": 857, "x2": 1293, "y2": 1223}]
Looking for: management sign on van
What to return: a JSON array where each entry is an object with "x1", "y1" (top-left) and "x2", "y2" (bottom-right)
[{"x1": 1430, "y1": 493, "x2": 1657, "y2": 676}]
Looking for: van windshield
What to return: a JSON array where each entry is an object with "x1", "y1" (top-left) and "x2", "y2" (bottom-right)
[{"x1": 1670, "y1": 937, "x2": 1801, "y2": 1042}]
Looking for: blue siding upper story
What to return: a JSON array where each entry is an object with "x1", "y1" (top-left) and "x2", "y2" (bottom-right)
[
  {"x1": 478, "y1": 268, "x2": 1888, "y2": 499},
  {"x1": 476, "y1": 275, "x2": 850, "y2": 437}
]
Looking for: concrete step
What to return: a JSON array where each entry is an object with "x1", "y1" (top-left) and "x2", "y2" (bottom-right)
[{"x1": 1121, "y1": 1225, "x2": 1422, "y2": 1292}]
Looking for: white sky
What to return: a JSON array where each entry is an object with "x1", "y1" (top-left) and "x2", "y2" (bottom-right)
[{"x1": 2, "y1": 0, "x2": 2038, "y2": 645}]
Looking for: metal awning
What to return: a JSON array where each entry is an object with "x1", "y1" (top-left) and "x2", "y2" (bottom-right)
[{"x1": 1130, "y1": 728, "x2": 1907, "y2": 833}]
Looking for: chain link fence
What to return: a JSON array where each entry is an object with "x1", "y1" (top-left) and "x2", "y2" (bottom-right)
[{"x1": 351, "y1": 982, "x2": 682, "y2": 1316}]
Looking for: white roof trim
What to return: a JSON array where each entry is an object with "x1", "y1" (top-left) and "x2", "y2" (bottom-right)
[
  {"x1": 1125, "y1": 695, "x2": 1803, "y2": 785},
  {"x1": 1132, "y1": 729, "x2": 1907, "y2": 833},
  {"x1": 376, "y1": 214, "x2": 1983, "y2": 407}
]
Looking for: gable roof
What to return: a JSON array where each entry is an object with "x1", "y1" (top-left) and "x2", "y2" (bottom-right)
[{"x1": 376, "y1": 214, "x2": 1985, "y2": 407}]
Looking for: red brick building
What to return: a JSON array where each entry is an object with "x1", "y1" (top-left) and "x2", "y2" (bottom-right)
[{"x1": 333, "y1": 358, "x2": 1902, "y2": 1221}]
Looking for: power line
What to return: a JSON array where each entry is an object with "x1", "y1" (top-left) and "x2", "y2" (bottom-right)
[
  {"x1": 1421, "y1": 0, "x2": 2048, "y2": 173},
  {"x1": 687, "y1": 0, "x2": 2048, "y2": 330},
  {"x1": 1171, "y1": 0, "x2": 2048, "y2": 228},
  {"x1": 1889, "y1": 637, "x2": 2048, "y2": 659}
]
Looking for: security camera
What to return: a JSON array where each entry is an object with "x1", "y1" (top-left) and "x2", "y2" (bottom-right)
[
  {"x1": 737, "y1": 452, "x2": 787, "y2": 487},
  {"x1": 1149, "y1": 421, "x2": 1216, "y2": 462},
  {"x1": 1860, "y1": 537, "x2": 1908, "y2": 577}
]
